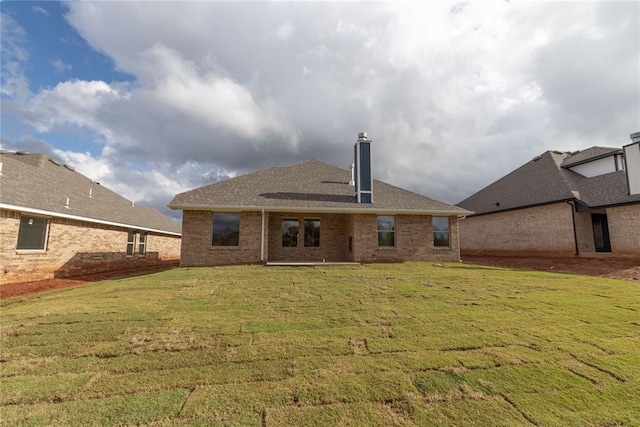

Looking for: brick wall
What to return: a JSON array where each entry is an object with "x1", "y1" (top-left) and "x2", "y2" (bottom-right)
[
  {"x1": 352, "y1": 214, "x2": 461, "y2": 263},
  {"x1": 606, "y1": 204, "x2": 640, "y2": 256},
  {"x1": 180, "y1": 210, "x2": 461, "y2": 265},
  {"x1": 267, "y1": 212, "x2": 350, "y2": 262},
  {"x1": 458, "y1": 202, "x2": 576, "y2": 257},
  {"x1": 180, "y1": 210, "x2": 262, "y2": 266},
  {"x1": 1, "y1": 209, "x2": 181, "y2": 284}
]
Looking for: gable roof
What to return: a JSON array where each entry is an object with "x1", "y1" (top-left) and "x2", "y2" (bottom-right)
[
  {"x1": 0, "y1": 152, "x2": 181, "y2": 235},
  {"x1": 560, "y1": 146, "x2": 622, "y2": 168},
  {"x1": 169, "y1": 159, "x2": 470, "y2": 216},
  {"x1": 457, "y1": 148, "x2": 640, "y2": 216}
]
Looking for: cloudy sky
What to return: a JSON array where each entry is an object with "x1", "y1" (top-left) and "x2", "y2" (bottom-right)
[{"x1": 1, "y1": 1, "x2": 638, "y2": 220}]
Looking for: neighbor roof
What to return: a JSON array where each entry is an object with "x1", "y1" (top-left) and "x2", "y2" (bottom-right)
[
  {"x1": 0, "y1": 152, "x2": 181, "y2": 235},
  {"x1": 169, "y1": 159, "x2": 470, "y2": 215},
  {"x1": 560, "y1": 146, "x2": 622, "y2": 168},
  {"x1": 457, "y1": 148, "x2": 640, "y2": 215}
]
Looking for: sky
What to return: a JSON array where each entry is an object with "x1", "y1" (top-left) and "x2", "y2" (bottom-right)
[{"x1": 1, "y1": 1, "x2": 639, "y2": 221}]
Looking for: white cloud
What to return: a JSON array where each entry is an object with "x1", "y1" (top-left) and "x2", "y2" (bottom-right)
[
  {"x1": 51, "y1": 59, "x2": 72, "y2": 73},
  {"x1": 275, "y1": 21, "x2": 294, "y2": 40},
  {"x1": 32, "y1": 6, "x2": 49, "y2": 17},
  {"x1": 3, "y1": 1, "x2": 639, "y2": 213}
]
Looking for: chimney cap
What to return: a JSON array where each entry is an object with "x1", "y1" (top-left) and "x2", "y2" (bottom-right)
[
  {"x1": 358, "y1": 131, "x2": 368, "y2": 140},
  {"x1": 630, "y1": 131, "x2": 640, "y2": 143}
]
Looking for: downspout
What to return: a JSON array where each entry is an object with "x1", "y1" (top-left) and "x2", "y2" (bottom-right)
[
  {"x1": 566, "y1": 201, "x2": 579, "y2": 256},
  {"x1": 260, "y1": 209, "x2": 265, "y2": 262}
]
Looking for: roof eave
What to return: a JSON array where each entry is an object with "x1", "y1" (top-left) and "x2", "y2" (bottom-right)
[
  {"x1": 168, "y1": 203, "x2": 472, "y2": 216},
  {"x1": 1, "y1": 203, "x2": 182, "y2": 236}
]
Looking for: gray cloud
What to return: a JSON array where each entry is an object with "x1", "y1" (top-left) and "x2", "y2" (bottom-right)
[{"x1": 2, "y1": 1, "x2": 638, "y2": 215}]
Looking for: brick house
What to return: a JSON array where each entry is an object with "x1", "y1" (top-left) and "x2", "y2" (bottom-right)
[
  {"x1": 457, "y1": 132, "x2": 640, "y2": 258},
  {"x1": 0, "y1": 151, "x2": 181, "y2": 284},
  {"x1": 169, "y1": 133, "x2": 471, "y2": 265}
]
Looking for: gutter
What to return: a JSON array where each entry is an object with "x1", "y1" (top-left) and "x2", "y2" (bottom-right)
[
  {"x1": 566, "y1": 200, "x2": 579, "y2": 256},
  {"x1": 260, "y1": 209, "x2": 265, "y2": 262},
  {"x1": 167, "y1": 203, "x2": 472, "y2": 217},
  {"x1": 0, "y1": 203, "x2": 182, "y2": 237}
]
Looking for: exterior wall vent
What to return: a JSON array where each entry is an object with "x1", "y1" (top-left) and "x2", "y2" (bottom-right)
[{"x1": 63, "y1": 164, "x2": 75, "y2": 171}]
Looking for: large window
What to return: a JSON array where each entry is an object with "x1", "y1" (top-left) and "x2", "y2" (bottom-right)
[
  {"x1": 304, "y1": 219, "x2": 320, "y2": 247},
  {"x1": 212, "y1": 213, "x2": 240, "y2": 246},
  {"x1": 433, "y1": 216, "x2": 450, "y2": 247},
  {"x1": 282, "y1": 219, "x2": 299, "y2": 247},
  {"x1": 17, "y1": 216, "x2": 49, "y2": 250},
  {"x1": 377, "y1": 215, "x2": 395, "y2": 247}
]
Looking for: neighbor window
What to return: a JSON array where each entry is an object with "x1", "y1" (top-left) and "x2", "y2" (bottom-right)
[
  {"x1": 212, "y1": 213, "x2": 240, "y2": 246},
  {"x1": 433, "y1": 216, "x2": 450, "y2": 247},
  {"x1": 377, "y1": 215, "x2": 395, "y2": 247},
  {"x1": 304, "y1": 219, "x2": 320, "y2": 247},
  {"x1": 138, "y1": 231, "x2": 147, "y2": 255},
  {"x1": 126, "y1": 230, "x2": 136, "y2": 256},
  {"x1": 17, "y1": 216, "x2": 49, "y2": 250},
  {"x1": 282, "y1": 219, "x2": 299, "y2": 247}
]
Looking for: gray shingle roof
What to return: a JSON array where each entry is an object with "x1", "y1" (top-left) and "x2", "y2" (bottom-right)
[
  {"x1": 457, "y1": 149, "x2": 640, "y2": 215},
  {"x1": 169, "y1": 159, "x2": 470, "y2": 215},
  {"x1": 561, "y1": 146, "x2": 621, "y2": 168},
  {"x1": 0, "y1": 152, "x2": 181, "y2": 235}
]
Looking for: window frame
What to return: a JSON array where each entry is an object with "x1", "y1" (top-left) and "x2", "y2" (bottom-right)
[
  {"x1": 211, "y1": 212, "x2": 241, "y2": 247},
  {"x1": 377, "y1": 215, "x2": 396, "y2": 247},
  {"x1": 126, "y1": 230, "x2": 137, "y2": 256},
  {"x1": 16, "y1": 215, "x2": 50, "y2": 252},
  {"x1": 138, "y1": 231, "x2": 147, "y2": 255},
  {"x1": 432, "y1": 216, "x2": 451, "y2": 248},
  {"x1": 303, "y1": 218, "x2": 321, "y2": 248},
  {"x1": 282, "y1": 218, "x2": 299, "y2": 248}
]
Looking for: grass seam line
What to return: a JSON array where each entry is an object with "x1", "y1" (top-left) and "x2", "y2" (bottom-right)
[{"x1": 177, "y1": 385, "x2": 196, "y2": 418}]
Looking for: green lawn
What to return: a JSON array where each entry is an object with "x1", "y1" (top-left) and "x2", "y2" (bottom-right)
[{"x1": 1, "y1": 262, "x2": 639, "y2": 426}]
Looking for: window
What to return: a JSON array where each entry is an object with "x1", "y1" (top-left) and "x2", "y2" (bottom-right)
[
  {"x1": 282, "y1": 219, "x2": 299, "y2": 247},
  {"x1": 138, "y1": 231, "x2": 147, "y2": 255},
  {"x1": 304, "y1": 219, "x2": 320, "y2": 247},
  {"x1": 126, "y1": 230, "x2": 136, "y2": 256},
  {"x1": 377, "y1": 216, "x2": 395, "y2": 247},
  {"x1": 212, "y1": 213, "x2": 240, "y2": 246},
  {"x1": 433, "y1": 216, "x2": 450, "y2": 247},
  {"x1": 17, "y1": 216, "x2": 49, "y2": 250}
]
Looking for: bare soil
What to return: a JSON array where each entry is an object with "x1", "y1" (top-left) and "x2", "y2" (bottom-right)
[
  {"x1": 462, "y1": 255, "x2": 640, "y2": 281},
  {"x1": 0, "y1": 263, "x2": 178, "y2": 300},
  {"x1": 2, "y1": 257, "x2": 638, "y2": 300}
]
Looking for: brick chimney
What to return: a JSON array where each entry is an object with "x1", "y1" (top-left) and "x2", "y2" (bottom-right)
[
  {"x1": 624, "y1": 131, "x2": 640, "y2": 195},
  {"x1": 354, "y1": 132, "x2": 373, "y2": 203}
]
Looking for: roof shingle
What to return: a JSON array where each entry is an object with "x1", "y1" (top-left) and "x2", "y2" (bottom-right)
[
  {"x1": 457, "y1": 149, "x2": 640, "y2": 215},
  {"x1": 169, "y1": 160, "x2": 470, "y2": 215},
  {"x1": 0, "y1": 152, "x2": 181, "y2": 234}
]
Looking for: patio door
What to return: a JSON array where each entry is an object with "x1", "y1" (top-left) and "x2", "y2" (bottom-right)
[{"x1": 591, "y1": 214, "x2": 611, "y2": 253}]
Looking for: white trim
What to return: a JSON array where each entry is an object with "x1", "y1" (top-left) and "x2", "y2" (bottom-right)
[
  {"x1": 1, "y1": 203, "x2": 181, "y2": 236},
  {"x1": 168, "y1": 203, "x2": 471, "y2": 217}
]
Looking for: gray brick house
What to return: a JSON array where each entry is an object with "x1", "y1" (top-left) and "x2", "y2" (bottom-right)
[
  {"x1": 0, "y1": 151, "x2": 181, "y2": 284},
  {"x1": 457, "y1": 132, "x2": 640, "y2": 258},
  {"x1": 169, "y1": 133, "x2": 471, "y2": 265}
]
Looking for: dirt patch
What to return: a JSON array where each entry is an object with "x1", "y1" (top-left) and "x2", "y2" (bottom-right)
[
  {"x1": 1, "y1": 263, "x2": 178, "y2": 300},
  {"x1": 2, "y1": 257, "x2": 638, "y2": 300},
  {"x1": 462, "y1": 255, "x2": 640, "y2": 281}
]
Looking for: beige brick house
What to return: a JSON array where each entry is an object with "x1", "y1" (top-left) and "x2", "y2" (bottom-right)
[
  {"x1": 0, "y1": 151, "x2": 181, "y2": 284},
  {"x1": 169, "y1": 133, "x2": 471, "y2": 265},
  {"x1": 457, "y1": 132, "x2": 640, "y2": 258}
]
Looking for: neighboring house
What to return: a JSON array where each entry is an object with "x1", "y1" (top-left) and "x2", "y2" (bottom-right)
[
  {"x1": 0, "y1": 151, "x2": 182, "y2": 284},
  {"x1": 169, "y1": 133, "x2": 471, "y2": 265},
  {"x1": 457, "y1": 132, "x2": 640, "y2": 258}
]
